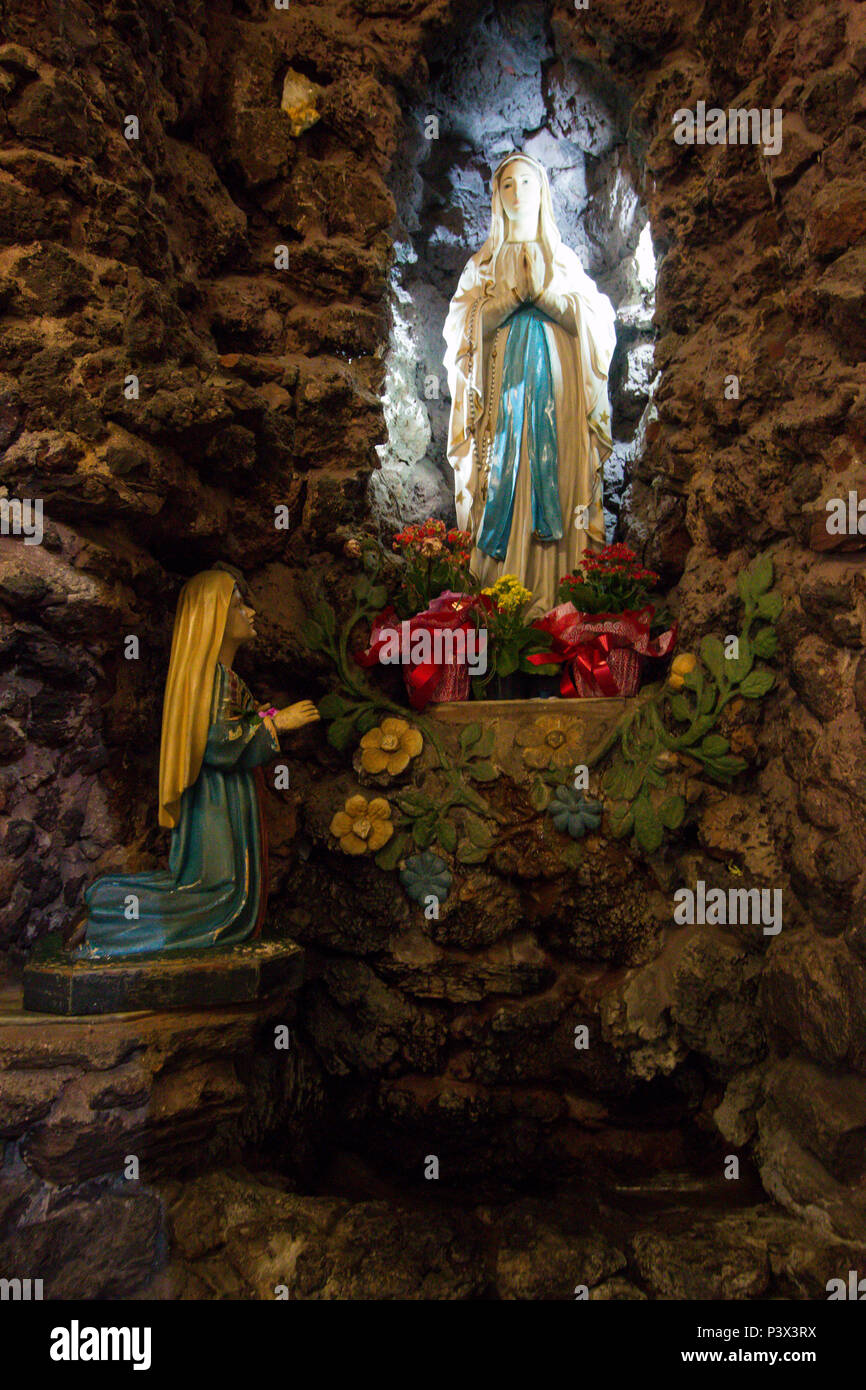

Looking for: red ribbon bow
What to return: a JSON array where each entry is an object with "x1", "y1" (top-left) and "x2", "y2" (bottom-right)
[{"x1": 529, "y1": 603, "x2": 678, "y2": 697}]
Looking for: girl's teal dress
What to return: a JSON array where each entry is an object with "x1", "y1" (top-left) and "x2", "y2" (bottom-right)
[{"x1": 80, "y1": 664, "x2": 278, "y2": 959}]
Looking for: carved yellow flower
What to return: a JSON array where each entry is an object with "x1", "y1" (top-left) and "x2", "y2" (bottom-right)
[
  {"x1": 329, "y1": 794, "x2": 394, "y2": 856},
  {"x1": 668, "y1": 653, "x2": 697, "y2": 690},
  {"x1": 516, "y1": 712, "x2": 586, "y2": 772},
  {"x1": 359, "y1": 717, "x2": 423, "y2": 776}
]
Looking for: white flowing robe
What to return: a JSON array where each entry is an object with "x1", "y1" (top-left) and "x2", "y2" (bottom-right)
[{"x1": 443, "y1": 240, "x2": 616, "y2": 614}]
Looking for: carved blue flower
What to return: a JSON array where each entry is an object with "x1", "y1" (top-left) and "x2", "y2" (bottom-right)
[
  {"x1": 547, "y1": 787, "x2": 603, "y2": 839},
  {"x1": 399, "y1": 851, "x2": 452, "y2": 905}
]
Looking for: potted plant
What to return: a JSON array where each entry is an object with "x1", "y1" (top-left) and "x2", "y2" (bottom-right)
[
  {"x1": 532, "y1": 545, "x2": 677, "y2": 698},
  {"x1": 391, "y1": 520, "x2": 475, "y2": 618},
  {"x1": 472, "y1": 575, "x2": 557, "y2": 700}
]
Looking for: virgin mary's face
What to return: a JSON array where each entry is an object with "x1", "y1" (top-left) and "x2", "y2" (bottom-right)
[
  {"x1": 223, "y1": 586, "x2": 257, "y2": 645},
  {"x1": 498, "y1": 160, "x2": 542, "y2": 225}
]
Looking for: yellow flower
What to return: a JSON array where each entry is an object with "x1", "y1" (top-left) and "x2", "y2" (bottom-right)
[
  {"x1": 515, "y1": 712, "x2": 586, "y2": 772},
  {"x1": 359, "y1": 717, "x2": 423, "y2": 776},
  {"x1": 330, "y1": 794, "x2": 394, "y2": 856},
  {"x1": 483, "y1": 575, "x2": 532, "y2": 609},
  {"x1": 668, "y1": 653, "x2": 697, "y2": 690}
]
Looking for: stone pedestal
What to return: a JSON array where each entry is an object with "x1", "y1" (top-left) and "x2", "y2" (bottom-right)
[{"x1": 22, "y1": 936, "x2": 304, "y2": 1016}]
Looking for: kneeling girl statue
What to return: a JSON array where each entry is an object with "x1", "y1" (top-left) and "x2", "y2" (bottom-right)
[
  {"x1": 67, "y1": 569, "x2": 319, "y2": 957},
  {"x1": 444, "y1": 152, "x2": 617, "y2": 614}
]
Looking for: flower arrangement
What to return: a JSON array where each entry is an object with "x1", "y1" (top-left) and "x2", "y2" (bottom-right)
[
  {"x1": 473, "y1": 575, "x2": 556, "y2": 695},
  {"x1": 557, "y1": 544, "x2": 660, "y2": 616},
  {"x1": 391, "y1": 519, "x2": 474, "y2": 618}
]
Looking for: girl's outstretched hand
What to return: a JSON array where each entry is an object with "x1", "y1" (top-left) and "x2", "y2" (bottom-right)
[{"x1": 273, "y1": 700, "x2": 321, "y2": 733}]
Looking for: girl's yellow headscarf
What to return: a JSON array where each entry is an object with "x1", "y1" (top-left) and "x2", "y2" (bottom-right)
[{"x1": 158, "y1": 570, "x2": 236, "y2": 828}]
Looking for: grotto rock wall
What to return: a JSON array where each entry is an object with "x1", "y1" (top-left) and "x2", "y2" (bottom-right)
[{"x1": 1, "y1": 0, "x2": 866, "y2": 1241}]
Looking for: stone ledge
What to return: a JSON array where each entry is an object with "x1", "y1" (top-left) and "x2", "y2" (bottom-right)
[{"x1": 21, "y1": 936, "x2": 304, "y2": 1016}]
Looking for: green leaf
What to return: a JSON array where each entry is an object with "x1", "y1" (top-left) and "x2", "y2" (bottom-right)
[
  {"x1": 756, "y1": 591, "x2": 782, "y2": 621},
  {"x1": 602, "y1": 763, "x2": 627, "y2": 798},
  {"x1": 366, "y1": 584, "x2": 388, "y2": 610},
  {"x1": 750, "y1": 553, "x2": 774, "y2": 596},
  {"x1": 723, "y1": 634, "x2": 753, "y2": 684},
  {"x1": 457, "y1": 841, "x2": 489, "y2": 864},
  {"x1": 703, "y1": 753, "x2": 748, "y2": 781},
  {"x1": 375, "y1": 831, "x2": 409, "y2": 871},
  {"x1": 352, "y1": 575, "x2": 372, "y2": 603},
  {"x1": 394, "y1": 790, "x2": 432, "y2": 815},
  {"x1": 560, "y1": 842, "x2": 583, "y2": 868},
  {"x1": 740, "y1": 667, "x2": 775, "y2": 699},
  {"x1": 311, "y1": 601, "x2": 336, "y2": 635},
  {"x1": 752, "y1": 625, "x2": 778, "y2": 659},
  {"x1": 327, "y1": 717, "x2": 356, "y2": 752},
  {"x1": 318, "y1": 693, "x2": 351, "y2": 720},
  {"x1": 608, "y1": 801, "x2": 634, "y2": 838},
  {"x1": 437, "y1": 818, "x2": 458, "y2": 854},
  {"x1": 301, "y1": 619, "x2": 324, "y2": 650},
  {"x1": 700, "y1": 733, "x2": 730, "y2": 757},
  {"x1": 497, "y1": 650, "x2": 518, "y2": 678},
  {"x1": 413, "y1": 814, "x2": 436, "y2": 849},
  {"x1": 355, "y1": 706, "x2": 380, "y2": 735},
  {"x1": 465, "y1": 815, "x2": 494, "y2": 847},
  {"x1": 658, "y1": 795, "x2": 686, "y2": 830},
  {"x1": 530, "y1": 779, "x2": 552, "y2": 812},
  {"x1": 468, "y1": 761, "x2": 499, "y2": 782},
  {"x1": 633, "y1": 795, "x2": 663, "y2": 854},
  {"x1": 699, "y1": 682, "x2": 716, "y2": 714},
  {"x1": 669, "y1": 694, "x2": 692, "y2": 722},
  {"x1": 474, "y1": 727, "x2": 496, "y2": 758},
  {"x1": 700, "y1": 635, "x2": 726, "y2": 683},
  {"x1": 459, "y1": 722, "x2": 482, "y2": 752}
]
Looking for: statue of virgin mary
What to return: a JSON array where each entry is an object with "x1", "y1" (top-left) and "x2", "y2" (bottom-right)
[{"x1": 443, "y1": 153, "x2": 616, "y2": 613}]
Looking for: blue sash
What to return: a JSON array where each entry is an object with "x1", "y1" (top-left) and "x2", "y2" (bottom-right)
[{"x1": 476, "y1": 304, "x2": 562, "y2": 561}]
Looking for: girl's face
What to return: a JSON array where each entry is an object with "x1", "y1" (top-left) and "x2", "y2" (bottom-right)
[
  {"x1": 224, "y1": 586, "x2": 257, "y2": 645},
  {"x1": 498, "y1": 160, "x2": 542, "y2": 225}
]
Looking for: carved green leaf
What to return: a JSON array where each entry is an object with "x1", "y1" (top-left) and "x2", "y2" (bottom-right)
[
  {"x1": 740, "y1": 667, "x2": 775, "y2": 699},
  {"x1": 465, "y1": 815, "x2": 495, "y2": 848},
  {"x1": 375, "y1": 831, "x2": 409, "y2": 871},
  {"x1": 437, "y1": 819, "x2": 457, "y2": 854},
  {"x1": 474, "y1": 727, "x2": 496, "y2": 758},
  {"x1": 468, "y1": 761, "x2": 499, "y2": 782},
  {"x1": 413, "y1": 814, "x2": 437, "y2": 849},
  {"x1": 459, "y1": 723, "x2": 482, "y2": 751},
  {"x1": 327, "y1": 716, "x2": 356, "y2": 752},
  {"x1": 318, "y1": 693, "x2": 351, "y2": 720},
  {"x1": 752, "y1": 625, "x2": 778, "y2": 659},
  {"x1": 633, "y1": 795, "x2": 663, "y2": 854},
  {"x1": 311, "y1": 601, "x2": 336, "y2": 635},
  {"x1": 700, "y1": 635, "x2": 726, "y2": 683},
  {"x1": 669, "y1": 694, "x2": 692, "y2": 722},
  {"x1": 756, "y1": 591, "x2": 782, "y2": 621},
  {"x1": 457, "y1": 841, "x2": 489, "y2": 864},
  {"x1": 367, "y1": 584, "x2": 388, "y2": 610},
  {"x1": 608, "y1": 800, "x2": 634, "y2": 839},
  {"x1": 355, "y1": 706, "x2": 380, "y2": 734},
  {"x1": 530, "y1": 779, "x2": 552, "y2": 812},
  {"x1": 301, "y1": 619, "x2": 324, "y2": 650},
  {"x1": 700, "y1": 733, "x2": 729, "y2": 757},
  {"x1": 658, "y1": 795, "x2": 686, "y2": 830},
  {"x1": 723, "y1": 634, "x2": 753, "y2": 684},
  {"x1": 751, "y1": 554, "x2": 774, "y2": 596},
  {"x1": 703, "y1": 753, "x2": 748, "y2": 781},
  {"x1": 394, "y1": 790, "x2": 433, "y2": 816}
]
